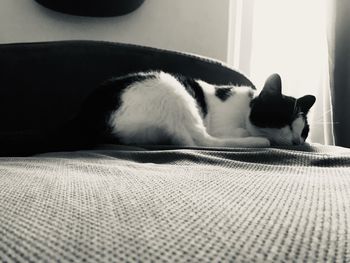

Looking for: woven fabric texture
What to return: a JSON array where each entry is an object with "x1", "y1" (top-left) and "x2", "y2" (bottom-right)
[{"x1": 0, "y1": 145, "x2": 350, "y2": 262}]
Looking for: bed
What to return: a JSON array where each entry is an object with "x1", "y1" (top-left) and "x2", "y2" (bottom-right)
[{"x1": 0, "y1": 41, "x2": 349, "y2": 262}]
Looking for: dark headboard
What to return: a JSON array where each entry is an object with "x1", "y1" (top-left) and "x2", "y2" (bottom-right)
[{"x1": 0, "y1": 40, "x2": 254, "y2": 155}]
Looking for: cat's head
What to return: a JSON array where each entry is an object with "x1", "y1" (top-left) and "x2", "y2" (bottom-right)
[{"x1": 247, "y1": 74, "x2": 316, "y2": 146}]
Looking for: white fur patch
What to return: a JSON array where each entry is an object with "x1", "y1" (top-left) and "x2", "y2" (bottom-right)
[
  {"x1": 109, "y1": 72, "x2": 202, "y2": 145},
  {"x1": 291, "y1": 116, "x2": 306, "y2": 144},
  {"x1": 198, "y1": 81, "x2": 256, "y2": 138}
]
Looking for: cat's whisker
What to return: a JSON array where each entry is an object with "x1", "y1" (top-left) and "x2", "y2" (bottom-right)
[
  {"x1": 311, "y1": 122, "x2": 339, "y2": 125},
  {"x1": 312, "y1": 109, "x2": 333, "y2": 122}
]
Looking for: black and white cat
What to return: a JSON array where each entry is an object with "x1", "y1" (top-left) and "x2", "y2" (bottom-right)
[{"x1": 70, "y1": 71, "x2": 315, "y2": 148}]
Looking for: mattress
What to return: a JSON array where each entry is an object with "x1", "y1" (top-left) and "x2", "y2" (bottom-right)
[{"x1": 1, "y1": 144, "x2": 350, "y2": 262}]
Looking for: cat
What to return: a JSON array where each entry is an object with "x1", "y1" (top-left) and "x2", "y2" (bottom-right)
[{"x1": 66, "y1": 71, "x2": 315, "y2": 149}]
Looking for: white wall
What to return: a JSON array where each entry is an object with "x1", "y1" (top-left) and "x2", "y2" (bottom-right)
[{"x1": 0, "y1": 0, "x2": 231, "y2": 62}]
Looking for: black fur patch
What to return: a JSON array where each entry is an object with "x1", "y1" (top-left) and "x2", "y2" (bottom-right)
[
  {"x1": 215, "y1": 87, "x2": 233, "y2": 101},
  {"x1": 249, "y1": 95, "x2": 298, "y2": 128},
  {"x1": 301, "y1": 115, "x2": 310, "y2": 140},
  {"x1": 176, "y1": 75, "x2": 208, "y2": 117}
]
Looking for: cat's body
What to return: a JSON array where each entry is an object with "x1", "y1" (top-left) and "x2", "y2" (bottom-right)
[{"x1": 69, "y1": 71, "x2": 315, "y2": 148}]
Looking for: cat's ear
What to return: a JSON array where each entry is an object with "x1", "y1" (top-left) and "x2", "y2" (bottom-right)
[
  {"x1": 297, "y1": 95, "x2": 316, "y2": 114},
  {"x1": 259, "y1": 74, "x2": 282, "y2": 99}
]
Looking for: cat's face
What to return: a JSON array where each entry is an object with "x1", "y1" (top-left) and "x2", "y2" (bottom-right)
[{"x1": 247, "y1": 74, "x2": 316, "y2": 146}]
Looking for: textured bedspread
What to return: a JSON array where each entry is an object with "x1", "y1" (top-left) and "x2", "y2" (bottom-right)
[{"x1": 0, "y1": 144, "x2": 350, "y2": 262}]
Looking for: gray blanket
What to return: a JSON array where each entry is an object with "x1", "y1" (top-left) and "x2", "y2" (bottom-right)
[{"x1": 1, "y1": 144, "x2": 350, "y2": 262}]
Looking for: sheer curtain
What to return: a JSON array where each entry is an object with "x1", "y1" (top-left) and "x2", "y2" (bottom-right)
[{"x1": 229, "y1": 0, "x2": 334, "y2": 145}]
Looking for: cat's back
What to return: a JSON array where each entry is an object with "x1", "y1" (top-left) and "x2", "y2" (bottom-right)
[
  {"x1": 118, "y1": 71, "x2": 193, "y2": 106},
  {"x1": 109, "y1": 71, "x2": 202, "y2": 124}
]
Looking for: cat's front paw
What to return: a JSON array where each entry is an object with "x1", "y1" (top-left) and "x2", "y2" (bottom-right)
[
  {"x1": 244, "y1": 137, "x2": 270, "y2": 148},
  {"x1": 233, "y1": 128, "x2": 250, "y2": 138}
]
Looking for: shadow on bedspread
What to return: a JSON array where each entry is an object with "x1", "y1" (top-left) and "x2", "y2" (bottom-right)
[{"x1": 35, "y1": 143, "x2": 350, "y2": 167}]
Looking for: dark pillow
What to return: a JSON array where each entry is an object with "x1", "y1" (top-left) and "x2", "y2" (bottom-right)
[{"x1": 0, "y1": 40, "x2": 254, "y2": 156}]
